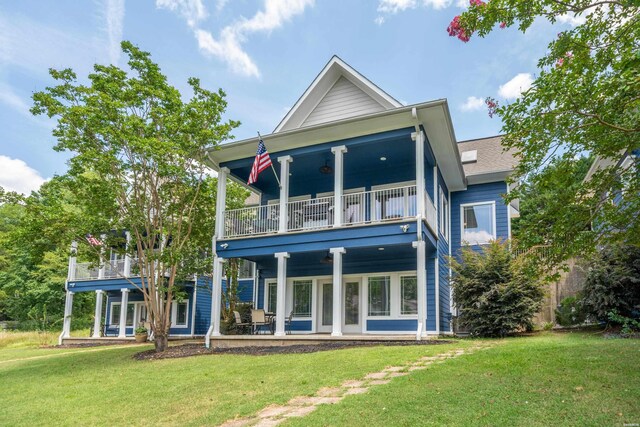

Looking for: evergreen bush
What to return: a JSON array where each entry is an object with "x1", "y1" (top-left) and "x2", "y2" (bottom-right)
[{"x1": 450, "y1": 240, "x2": 544, "y2": 337}]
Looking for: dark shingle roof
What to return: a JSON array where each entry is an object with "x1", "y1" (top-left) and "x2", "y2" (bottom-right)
[{"x1": 457, "y1": 135, "x2": 518, "y2": 178}]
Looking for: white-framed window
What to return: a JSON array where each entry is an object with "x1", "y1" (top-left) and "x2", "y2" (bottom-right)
[
  {"x1": 461, "y1": 202, "x2": 496, "y2": 245},
  {"x1": 368, "y1": 276, "x2": 391, "y2": 316},
  {"x1": 171, "y1": 301, "x2": 189, "y2": 327},
  {"x1": 292, "y1": 280, "x2": 312, "y2": 317},
  {"x1": 400, "y1": 276, "x2": 418, "y2": 315},
  {"x1": 110, "y1": 302, "x2": 134, "y2": 327},
  {"x1": 439, "y1": 187, "x2": 449, "y2": 241},
  {"x1": 266, "y1": 281, "x2": 277, "y2": 313}
]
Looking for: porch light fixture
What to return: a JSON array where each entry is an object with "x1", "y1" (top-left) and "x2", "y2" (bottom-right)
[
  {"x1": 320, "y1": 251, "x2": 333, "y2": 264},
  {"x1": 378, "y1": 247, "x2": 384, "y2": 251},
  {"x1": 319, "y1": 160, "x2": 333, "y2": 175},
  {"x1": 380, "y1": 156, "x2": 387, "y2": 161}
]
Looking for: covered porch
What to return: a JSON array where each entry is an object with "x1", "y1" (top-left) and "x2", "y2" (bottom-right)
[{"x1": 207, "y1": 227, "x2": 438, "y2": 346}]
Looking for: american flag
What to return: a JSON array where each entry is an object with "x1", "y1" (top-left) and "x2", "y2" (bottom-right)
[
  {"x1": 85, "y1": 234, "x2": 103, "y2": 246},
  {"x1": 248, "y1": 138, "x2": 273, "y2": 185}
]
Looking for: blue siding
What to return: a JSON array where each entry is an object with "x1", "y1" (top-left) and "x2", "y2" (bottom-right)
[
  {"x1": 451, "y1": 181, "x2": 509, "y2": 256},
  {"x1": 104, "y1": 288, "x2": 195, "y2": 336},
  {"x1": 195, "y1": 276, "x2": 212, "y2": 335},
  {"x1": 367, "y1": 319, "x2": 418, "y2": 332},
  {"x1": 437, "y1": 168, "x2": 451, "y2": 333}
]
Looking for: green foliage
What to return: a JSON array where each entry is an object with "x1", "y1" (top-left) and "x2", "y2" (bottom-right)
[
  {"x1": 607, "y1": 310, "x2": 640, "y2": 335},
  {"x1": 450, "y1": 240, "x2": 544, "y2": 337},
  {"x1": 512, "y1": 156, "x2": 593, "y2": 254},
  {"x1": 581, "y1": 244, "x2": 640, "y2": 321},
  {"x1": 456, "y1": 1, "x2": 640, "y2": 261},
  {"x1": 555, "y1": 295, "x2": 587, "y2": 326},
  {"x1": 30, "y1": 41, "x2": 247, "y2": 350}
]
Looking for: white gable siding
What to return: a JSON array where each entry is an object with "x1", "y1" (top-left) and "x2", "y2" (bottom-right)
[{"x1": 301, "y1": 76, "x2": 386, "y2": 127}]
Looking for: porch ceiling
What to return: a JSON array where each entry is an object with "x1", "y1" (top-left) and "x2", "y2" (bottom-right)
[
  {"x1": 246, "y1": 243, "x2": 425, "y2": 277},
  {"x1": 221, "y1": 128, "x2": 419, "y2": 198}
]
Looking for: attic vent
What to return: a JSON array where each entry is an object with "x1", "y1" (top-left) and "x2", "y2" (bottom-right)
[{"x1": 461, "y1": 150, "x2": 478, "y2": 164}]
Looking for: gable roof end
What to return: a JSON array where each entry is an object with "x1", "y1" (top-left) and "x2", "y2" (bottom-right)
[{"x1": 274, "y1": 55, "x2": 402, "y2": 133}]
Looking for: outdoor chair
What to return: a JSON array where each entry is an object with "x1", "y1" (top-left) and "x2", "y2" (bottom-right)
[
  {"x1": 233, "y1": 310, "x2": 251, "y2": 334},
  {"x1": 251, "y1": 309, "x2": 271, "y2": 334},
  {"x1": 285, "y1": 311, "x2": 294, "y2": 335}
]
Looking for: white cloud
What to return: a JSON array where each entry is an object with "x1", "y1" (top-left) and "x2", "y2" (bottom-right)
[
  {"x1": 0, "y1": 156, "x2": 47, "y2": 195},
  {"x1": 376, "y1": 0, "x2": 452, "y2": 18},
  {"x1": 377, "y1": 0, "x2": 417, "y2": 14},
  {"x1": 0, "y1": 84, "x2": 31, "y2": 116},
  {"x1": 156, "y1": 0, "x2": 207, "y2": 28},
  {"x1": 455, "y1": 0, "x2": 469, "y2": 8},
  {"x1": 557, "y1": 13, "x2": 587, "y2": 26},
  {"x1": 498, "y1": 73, "x2": 533, "y2": 100},
  {"x1": 215, "y1": 0, "x2": 229, "y2": 12},
  {"x1": 163, "y1": 0, "x2": 314, "y2": 78},
  {"x1": 104, "y1": 0, "x2": 125, "y2": 65},
  {"x1": 195, "y1": 28, "x2": 260, "y2": 78},
  {"x1": 460, "y1": 96, "x2": 485, "y2": 112},
  {"x1": 422, "y1": 0, "x2": 452, "y2": 9}
]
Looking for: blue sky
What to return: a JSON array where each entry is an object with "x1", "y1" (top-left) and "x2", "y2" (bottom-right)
[{"x1": 0, "y1": 0, "x2": 581, "y2": 194}]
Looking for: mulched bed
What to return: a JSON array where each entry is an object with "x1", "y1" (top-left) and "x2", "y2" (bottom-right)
[{"x1": 134, "y1": 340, "x2": 453, "y2": 361}]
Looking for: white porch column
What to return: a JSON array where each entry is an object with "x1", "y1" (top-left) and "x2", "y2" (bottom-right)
[
  {"x1": 92, "y1": 290, "x2": 104, "y2": 338},
  {"x1": 413, "y1": 130, "x2": 426, "y2": 218},
  {"x1": 215, "y1": 167, "x2": 229, "y2": 239},
  {"x1": 98, "y1": 234, "x2": 107, "y2": 279},
  {"x1": 413, "y1": 240, "x2": 427, "y2": 338},
  {"x1": 330, "y1": 247, "x2": 346, "y2": 336},
  {"x1": 211, "y1": 256, "x2": 225, "y2": 337},
  {"x1": 123, "y1": 231, "x2": 132, "y2": 277},
  {"x1": 331, "y1": 145, "x2": 347, "y2": 227},
  {"x1": 274, "y1": 252, "x2": 290, "y2": 336},
  {"x1": 62, "y1": 291, "x2": 74, "y2": 338},
  {"x1": 277, "y1": 156, "x2": 292, "y2": 233},
  {"x1": 67, "y1": 241, "x2": 77, "y2": 281},
  {"x1": 118, "y1": 288, "x2": 130, "y2": 338}
]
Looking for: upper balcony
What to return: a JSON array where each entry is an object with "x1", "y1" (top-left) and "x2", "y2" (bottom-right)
[{"x1": 223, "y1": 183, "x2": 437, "y2": 239}]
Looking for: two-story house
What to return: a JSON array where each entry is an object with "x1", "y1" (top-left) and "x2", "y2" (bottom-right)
[{"x1": 59, "y1": 56, "x2": 517, "y2": 345}]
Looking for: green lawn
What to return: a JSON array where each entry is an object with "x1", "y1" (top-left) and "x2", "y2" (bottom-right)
[
  {"x1": 0, "y1": 332, "x2": 638, "y2": 426},
  {"x1": 286, "y1": 333, "x2": 640, "y2": 427}
]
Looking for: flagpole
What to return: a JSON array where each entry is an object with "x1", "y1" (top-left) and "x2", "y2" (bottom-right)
[{"x1": 258, "y1": 132, "x2": 281, "y2": 188}]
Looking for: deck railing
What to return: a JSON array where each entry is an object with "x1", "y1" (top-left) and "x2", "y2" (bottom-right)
[
  {"x1": 223, "y1": 184, "x2": 440, "y2": 239},
  {"x1": 74, "y1": 258, "x2": 128, "y2": 281}
]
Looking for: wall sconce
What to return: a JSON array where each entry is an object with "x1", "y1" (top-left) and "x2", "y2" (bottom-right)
[
  {"x1": 400, "y1": 225, "x2": 410, "y2": 233},
  {"x1": 220, "y1": 243, "x2": 229, "y2": 249}
]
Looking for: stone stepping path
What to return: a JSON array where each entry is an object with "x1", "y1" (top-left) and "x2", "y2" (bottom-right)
[{"x1": 219, "y1": 343, "x2": 494, "y2": 427}]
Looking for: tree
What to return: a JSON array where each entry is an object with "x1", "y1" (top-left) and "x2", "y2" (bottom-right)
[
  {"x1": 511, "y1": 156, "x2": 592, "y2": 250},
  {"x1": 581, "y1": 243, "x2": 640, "y2": 322},
  {"x1": 448, "y1": 0, "x2": 640, "y2": 263},
  {"x1": 450, "y1": 240, "x2": 544, "y2": 337},
  {"x1": 31, "y1": 41, "x2": 247, "y2": 351},
  {"x1": 0, "y1": 180, "x2": 94, "y2": 329}
]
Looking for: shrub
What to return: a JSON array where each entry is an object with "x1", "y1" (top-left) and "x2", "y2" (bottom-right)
[
  {"x1": 607, "y1": 310, "x2": 640, "y2": 336},
  {"x1": 581, "y1": 244, "x2": 640, "y2": 322},
  {"x1": 555, "y1": 296, "x2": 587, "y2": 326},
  {"x1": 450, "y1": 240, "x2": 544, "y2": 337}
]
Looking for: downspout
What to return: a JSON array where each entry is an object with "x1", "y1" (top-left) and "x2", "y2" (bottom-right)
[
  {"x1": 191, "y1": 274, "x2": 197, "y2": 337},
  {"x1": 205, "y1": 235, "x2": 216, "y2": 348}
]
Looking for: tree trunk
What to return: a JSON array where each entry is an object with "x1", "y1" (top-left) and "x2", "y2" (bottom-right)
[{"x1": 154, "y1": 332, "x2": 168, "y2": 352}]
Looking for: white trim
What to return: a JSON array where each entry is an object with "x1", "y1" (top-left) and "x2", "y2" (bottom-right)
[
  {"x1": 439, "y1": 186, "x2": 449, "y2": 241},
  {"x1": 506, "y1": 182, "x2": 512, "y2": 240},
  {"x1": 448, "y1": 189, "x2": 453, "y2": 332},
  {"x1": 171, "y1": 300, "x2": 189, "y2": 328},
  {"x1": 274, "y1": 56, "x2": 401, "y2": 133},
  {"x1": 460, "y1": 201, "x2": 497, "y2": 246}
]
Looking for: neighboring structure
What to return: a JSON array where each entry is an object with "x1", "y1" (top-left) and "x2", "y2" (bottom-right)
[{"x1": 60, "y1": 56, "x2": 517, "y2": 342}]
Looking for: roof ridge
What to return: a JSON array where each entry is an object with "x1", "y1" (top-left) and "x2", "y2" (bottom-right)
[{"x1": 457, "y1": 134, "x2": 505, "y2": 144}]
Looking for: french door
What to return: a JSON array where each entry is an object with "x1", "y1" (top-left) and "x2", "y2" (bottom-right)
[{"x1": 316, "y1": 279, "x2": 362, "y2": 334}]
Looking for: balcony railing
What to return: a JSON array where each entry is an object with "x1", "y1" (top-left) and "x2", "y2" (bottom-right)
[
  {"x1": 74, "y1": 259, "x2": 128, "y2": 281},
  {"x1": 223, "y1": 184, "x2": 439, "y2": 239}
]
